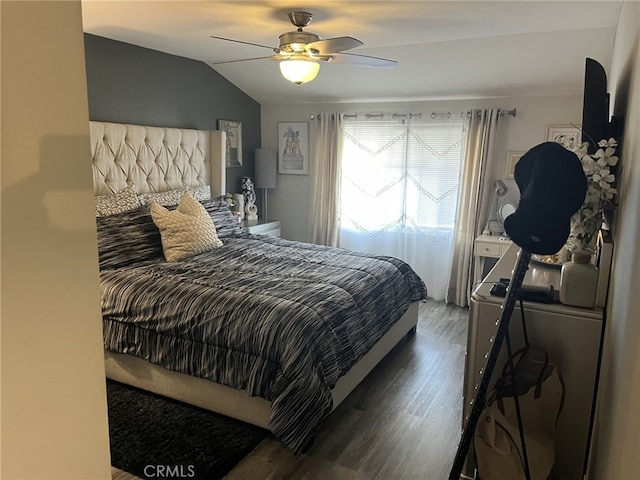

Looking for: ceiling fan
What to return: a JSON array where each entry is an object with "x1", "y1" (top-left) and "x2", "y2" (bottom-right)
[{"x1": 210, "y1": 11, "x2": 398, "y2": 86}]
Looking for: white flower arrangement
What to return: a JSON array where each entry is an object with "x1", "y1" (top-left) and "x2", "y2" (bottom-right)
[
  {"x1": 224, "y1": 193, "x2": 236, "y2": 208},
  {"x1": 567, "y1": 138, "x2": 618, "y2": 252}
]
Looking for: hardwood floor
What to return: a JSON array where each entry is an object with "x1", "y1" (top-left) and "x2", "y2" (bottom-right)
[
  {"x1": 110, "y1": 299, "x2": 470, "y2": 480},
  {"x1": 225, "y1": 299, "x2": 469, "y2": 480}
]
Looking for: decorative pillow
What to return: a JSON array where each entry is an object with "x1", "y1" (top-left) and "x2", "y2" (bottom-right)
[
  {"x1": 138, "y1": 186, "x2": 211, "y2": 206},
  {"x1": 138, "y1": 189, "x2": 187, "y2": 207},
  {"x1": 188, "y1": 185, "x2": 212, "y2": 202},
  {"x1": 96, "y1": 206, "x2": 164, "y2": 270},
  {"x1": 201, "y1": 196, "x2": 243, "y2": 238},
  {"x1": 150, "y1": 193, "x2": 223, "y2": 262},
  {"x1": 95, "y1": 185, "x2": 140, "y2": 217}
]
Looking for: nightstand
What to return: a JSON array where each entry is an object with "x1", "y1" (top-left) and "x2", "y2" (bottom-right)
[
  {"x1": 473, "y1": 234, "x2": 512, "y2": 285},
  {"x1": 242, "y1": 219, "x2": 281, "y2": 237}
]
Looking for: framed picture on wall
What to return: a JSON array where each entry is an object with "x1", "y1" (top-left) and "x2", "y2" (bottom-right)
[
  {"x1": 546, "y1": 125, "x2": 582, "y2": 150},
  {"x1": 278, "y1": 122, "x2": 309, "y2": 175},
  {"x1": 218, "y1": 119, "x2": 242, "y2": 167},
  {"x1": 505, "y1": 151, "x2": 524, "y2": 179}
]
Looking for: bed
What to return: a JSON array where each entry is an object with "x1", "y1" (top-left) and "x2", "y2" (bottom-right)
[{"x1": 92, "y1": 120, "x2": 427, "y2": 453}]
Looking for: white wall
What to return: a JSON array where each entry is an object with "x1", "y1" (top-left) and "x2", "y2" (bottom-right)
[
  {"x1": 262, "y1": 95, "x2": 582, "y2": 242},
  {"x1": 587, "y1": 2, "x2": 640, "y2": 478},
  {"x1": 1, "y1": 2, "x2": 111, "y2": 478}
]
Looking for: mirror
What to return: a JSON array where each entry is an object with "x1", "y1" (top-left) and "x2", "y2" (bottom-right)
[{"x1": 499, "y1": 202, "x2": 516, "y2": 223}]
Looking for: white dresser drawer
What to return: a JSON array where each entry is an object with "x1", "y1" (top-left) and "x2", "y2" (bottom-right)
[{"x1": 475, "y1": 241, "x2": 501, "y2": 258}]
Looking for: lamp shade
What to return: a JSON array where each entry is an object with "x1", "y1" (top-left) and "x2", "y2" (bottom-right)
[
  {"x1": 279, "y1": 59, "x2": 320, "y2": 86},
  {"x1": 255, "y1": 148, "x2": 277, "y2": 189}
]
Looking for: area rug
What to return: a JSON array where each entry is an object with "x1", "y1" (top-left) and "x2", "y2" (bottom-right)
[{"x1": 107, "y1": 380, "x2": 269, "y2": 480}]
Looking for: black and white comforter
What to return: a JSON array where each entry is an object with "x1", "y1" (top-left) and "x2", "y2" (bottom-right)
[{"x1": 98, "y1": 200, "x2": 427, "y2": 453}]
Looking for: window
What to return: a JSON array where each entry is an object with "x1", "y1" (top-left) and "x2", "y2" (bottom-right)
[{"x1": 340, "y1": 116, "x2": 466, "y2": 300}]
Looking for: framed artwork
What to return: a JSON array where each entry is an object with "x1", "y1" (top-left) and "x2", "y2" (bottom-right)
[
  {"x1": 505, "y1": 151, "x2": 524, "y2": 179},
  {"x1": 546, "y1": 125, "x2": 582, "y2": 150},
  {"x1": 278, "y1": 122, "x2": 309, "y2": 175},
  {"x1": 218, "y1": 120, "x2": 242, "y2": 167}
]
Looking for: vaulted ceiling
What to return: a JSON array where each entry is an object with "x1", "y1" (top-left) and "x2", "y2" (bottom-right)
[{"x1": 82, "y1": 1, "x2": 622, "y2": 104}]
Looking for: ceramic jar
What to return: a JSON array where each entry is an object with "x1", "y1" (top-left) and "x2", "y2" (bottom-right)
[{"x1": 559, "y1": 251, "x2": 599, "y2": 308}]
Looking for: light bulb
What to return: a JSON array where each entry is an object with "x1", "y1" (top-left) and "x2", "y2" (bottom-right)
[{"x1": 279, "y1": 59, "x2": 320, "y2": 86}]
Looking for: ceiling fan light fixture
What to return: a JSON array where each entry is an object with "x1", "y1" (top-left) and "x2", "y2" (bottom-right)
[{"x1": 279, "y1": 58, "x2": 319, "y2": 86}]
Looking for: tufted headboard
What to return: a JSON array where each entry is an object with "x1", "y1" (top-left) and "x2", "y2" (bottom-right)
[{"x1": 89, "y1": 121, "x2": 226, "y2": 198}]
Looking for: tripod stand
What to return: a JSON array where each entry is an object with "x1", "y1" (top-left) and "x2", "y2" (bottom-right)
[
  {"x1": 448, "y1": 140, "x2": 589, "y2": 480},
  {"x1": 449, "y1": 247, "x2": 533, "y2": 480}
]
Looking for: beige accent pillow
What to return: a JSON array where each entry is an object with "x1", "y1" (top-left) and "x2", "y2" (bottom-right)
[{"x1": 150, "y1": 193, "x2": 223, "y2": 262}]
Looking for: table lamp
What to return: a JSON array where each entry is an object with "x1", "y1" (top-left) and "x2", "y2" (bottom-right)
[{"x1": 254, "y1": 148, "x2": 277, "y2": 220}]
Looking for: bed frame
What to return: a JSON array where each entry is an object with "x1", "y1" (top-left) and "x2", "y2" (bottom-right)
[{"x1": 92, "y1": 121, "x2": 419, "y2": 433}]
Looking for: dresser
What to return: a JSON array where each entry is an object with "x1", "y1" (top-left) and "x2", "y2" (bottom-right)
[
  {"x1": 463, "y1": 244, "x2": 603, "y2": 480},
  {"x1": 242, "y1": 219, "x2": 281, "y2": 237}
]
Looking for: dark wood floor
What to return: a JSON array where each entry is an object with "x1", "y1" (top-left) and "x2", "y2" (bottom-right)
[
  {"x1": 111, "y1": 299, "x2": 469, "y2": 480},
  {"x1": 226, "y1": 299, "x2": 469, "y2": 480}
]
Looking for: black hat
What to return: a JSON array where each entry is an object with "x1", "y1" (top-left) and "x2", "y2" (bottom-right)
[{"x1": 504, "y1": 142, "x2": 587, "y2": 255}]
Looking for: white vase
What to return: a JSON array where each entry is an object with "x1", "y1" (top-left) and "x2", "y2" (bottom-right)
[
  {"x1": 559, "y1": 251, "x2": 599, "y2": 308},
  {"x1": 233, "y1": 193, "x2": 245, "y2": 220}
]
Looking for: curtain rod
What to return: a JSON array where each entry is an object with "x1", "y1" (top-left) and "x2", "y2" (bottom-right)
[
  {"x1": 430, "y1": 108, "x2": 517, "y2": 118},
  {"x1": 310, "y1": 112, "x2": 422, "y2": 120},
  {"x1": 311, "y1": 108, "x2": 516, "y2": 121}
]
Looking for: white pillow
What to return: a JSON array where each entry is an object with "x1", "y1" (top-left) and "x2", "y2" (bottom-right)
[
  {"x1": 150, "y1": 193, "x2": 223, "y2": 262},
  {"x1": 95, "y1": 184, "x2": 140, "y2": 217}
]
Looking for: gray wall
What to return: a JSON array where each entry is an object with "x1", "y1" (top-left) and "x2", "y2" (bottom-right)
[
  {"x1": 587, "y1": 2, "x2": 640, "y2": 478},
  {"x1": 84, "y1": 33, "x2": 261, "y2": 196}
]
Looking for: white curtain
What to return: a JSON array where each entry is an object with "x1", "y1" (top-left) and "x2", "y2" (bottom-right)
[
  {"x1": 447, "y1": 109, "x2": 500, "y2": 307},
  {"x1": 339, "y1": 115, "x2": 467, "y2": 300},
  {"x1": 307, "y1": 113, "x2": 344, "y2": 246}
]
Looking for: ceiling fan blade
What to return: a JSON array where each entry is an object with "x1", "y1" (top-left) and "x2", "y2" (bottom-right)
[
  {"x1": 210, "y1": 56, "x2": 272, "y2": 65},
  {"x1": 307, "y1": 36, "x2": 363, "y2": 55},
  {"x1": 210, "y1": 35, "x2": 276, "y2": 52},
  {"x1": 328, "y1": 52, "x2": 398, "y2": 68}
]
